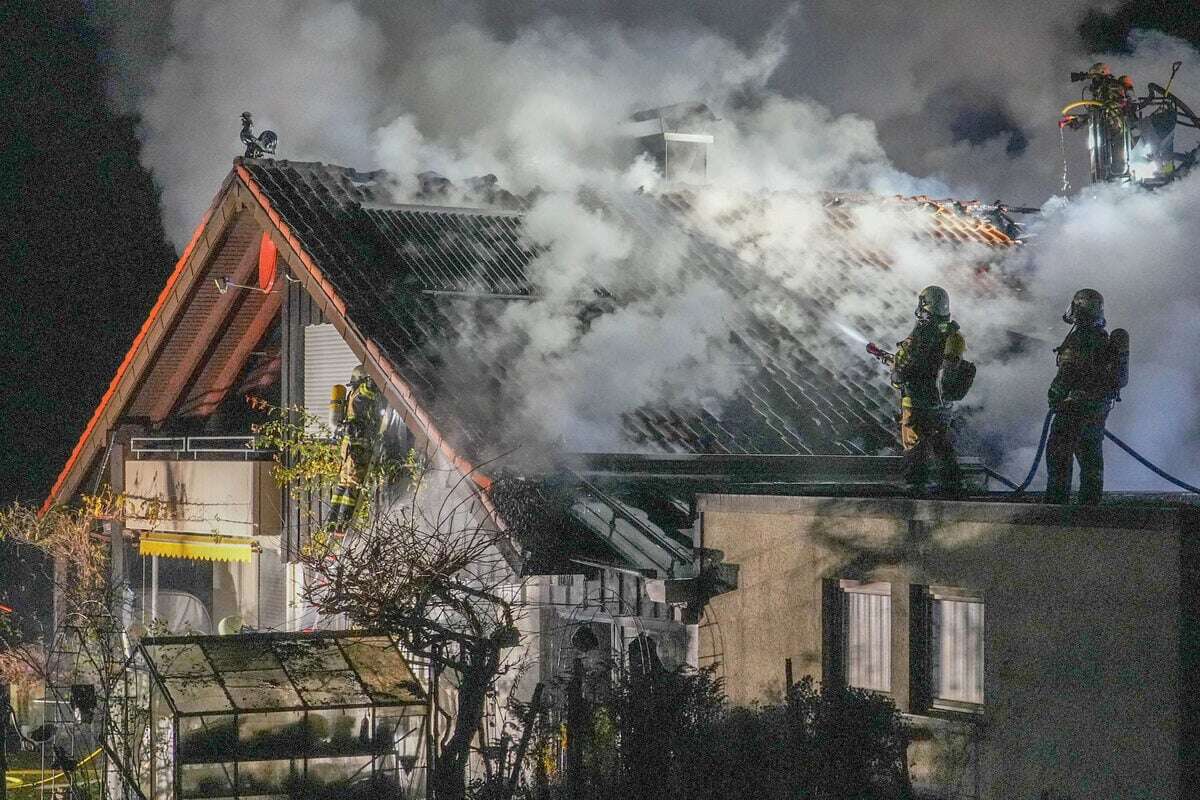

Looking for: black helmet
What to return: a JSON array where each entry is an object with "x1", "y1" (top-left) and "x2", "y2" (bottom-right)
[
  {"x1": 915, "y1": 285, "x2": 951, "y2": 322},
  {"x1": 1063, "y1": 288, "x2": 1105, "y2": 326}
]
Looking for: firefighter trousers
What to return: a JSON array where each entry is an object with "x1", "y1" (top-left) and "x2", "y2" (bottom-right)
[
  {"x1": 1045, "y1": 408, "x2": 1108, "y2": 505},
  {"x1": 899, "y1": 406, "x2": 961, "y2": 493},
  {"x1": 329, "y1": 440, "x2": 371, "y2": 528}
]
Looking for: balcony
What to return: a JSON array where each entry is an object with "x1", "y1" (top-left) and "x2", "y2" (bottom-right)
[
  {"x1": 129, "y1": 435, "x2": 274, "y2": 461},
  {"x1": 123, "y1": 438, "x2": 281, "y2": 539}
]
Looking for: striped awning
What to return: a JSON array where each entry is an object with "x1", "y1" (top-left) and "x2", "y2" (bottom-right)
[{"x1": 138, "y1": 532, "x2": 255, "y2": 563}]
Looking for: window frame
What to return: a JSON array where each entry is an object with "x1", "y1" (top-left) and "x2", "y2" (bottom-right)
[
  {"x1": 824, "y1": 579, "x2": 893, "y2": 694},
  {"x1": 910, "y1": 585, "x2": 985, "y2": 716}
]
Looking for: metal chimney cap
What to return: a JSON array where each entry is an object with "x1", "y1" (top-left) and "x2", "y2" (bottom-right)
[{"x1": 630, "y1": 101, "x2": 717, "y2": 125}]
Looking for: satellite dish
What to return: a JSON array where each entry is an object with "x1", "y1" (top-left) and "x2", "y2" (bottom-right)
[
  {"x1": 217, "y1": 614, "x2": 244, "y2": 635},
  {"x1": 258, "y1": 130, "x2": 278, "y2": 154}
]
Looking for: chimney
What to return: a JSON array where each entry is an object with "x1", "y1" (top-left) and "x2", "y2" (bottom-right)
[{"x1": 629, "y1": 101, "x2": 716, "y2": 184}]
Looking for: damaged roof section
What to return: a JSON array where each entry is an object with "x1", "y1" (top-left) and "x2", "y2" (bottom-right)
[{"x1": 489, "y1": 473, "x2": 693, "y2": 579}]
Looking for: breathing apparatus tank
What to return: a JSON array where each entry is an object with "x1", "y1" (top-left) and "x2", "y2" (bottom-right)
[
  {"x1": 330, "y1": 383, "x2": 348, "y2": 428},
  {"x1": 1108, "y1": 328, "x2": 1130, "y2": 400}
]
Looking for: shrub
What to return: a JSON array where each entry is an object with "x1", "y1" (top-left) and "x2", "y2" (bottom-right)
[{"x1": 564, "y1": 669, "x2": 911, "y2": 800}]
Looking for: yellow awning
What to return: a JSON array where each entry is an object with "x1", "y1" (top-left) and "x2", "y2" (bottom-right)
[{"x1": 139, "y1": 532, "x2": 255, "y2": 563}]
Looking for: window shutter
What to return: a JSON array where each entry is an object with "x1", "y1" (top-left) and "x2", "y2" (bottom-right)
[
  {"x1": 909, "y1": 585, "x2": 933, "y2": 712},
  {"x1": 822, "y1": 579, "x2": 845, "y2": 688},
  {"x1": 303, "y1": 324, "x2": 358, "y2": 429}
]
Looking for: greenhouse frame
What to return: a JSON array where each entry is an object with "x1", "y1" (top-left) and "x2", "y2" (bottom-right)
[{"x1": 130, "y1": 630, "x2": 428, "y2": 800}]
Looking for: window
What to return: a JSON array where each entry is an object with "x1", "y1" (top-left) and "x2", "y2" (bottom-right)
[
  {"x1": 912, "y1": 586, "x2": 984, "y2": 711},
  {"x1": 840, "y1": 581, "x2": 892, "y2": 692},
  {"x1": 931, "y1": 590, "x2": 985, "y2": 706}
]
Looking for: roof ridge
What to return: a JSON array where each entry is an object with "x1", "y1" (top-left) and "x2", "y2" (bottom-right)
[{"x1": 234, "y1": 156, "x2": 387, "y2": 182}]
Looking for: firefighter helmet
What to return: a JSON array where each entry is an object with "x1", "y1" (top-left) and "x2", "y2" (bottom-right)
[
  {"x1": 1063, "y1": 288, "x2": 1105, "y2": 325},
  {"x1": 350, "y1": 365, "x2": 370, "y2": 385},
  {"x1": 915, "y1": 285, "x2": 951, "y2": 321},
  {"x1": 1089, "y1": 62, "x2": 1111, "y2": 77}
]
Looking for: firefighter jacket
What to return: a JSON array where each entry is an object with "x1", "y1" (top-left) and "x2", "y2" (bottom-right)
[
  {"x1": 341, "y1": 381, "x2": 382, "y2": 447},
  {"x1": 1048, "y1": 324, "x2": 1113, "y2": 413},
  {"x1": 891, "y1": 318, "x2": 965, "y2": 409}
]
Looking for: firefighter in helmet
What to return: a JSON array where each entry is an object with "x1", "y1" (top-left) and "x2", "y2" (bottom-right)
[
  {"x1": 1045, "y1": 289, "x2": 1114, "y2": 505},
  {"x1": 891, "y1": 286, "x2": 965, "y2": 496},
  {"x1": 328, "y1": 365, "x2": 383, "y2": 531}
]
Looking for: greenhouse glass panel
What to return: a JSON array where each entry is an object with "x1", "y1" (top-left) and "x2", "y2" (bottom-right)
[
  {"x1": 160, "y1": 677, "x2": 232, "y2": 713},
  {"x1": 203, "y1": 637, "x2": 282, "y2": 671},
  {"x1": 342, "y1": 636, "x2": 423, "y2": 703},
  {"x1": 296, "y1": 669, "x2": 370, "y2": 706},
  {"x1": 178, "y1": 715, "x2": 238, "y2": 761},
  {"x1": 275, "y1": 636, "x2": 349, "y2": 673},
  {"x1": 147, "y1": 642, "x2": 213, "y2": 678},
  {"x1": 222, "y1": 667, "x2": 302, "y2": 709}
]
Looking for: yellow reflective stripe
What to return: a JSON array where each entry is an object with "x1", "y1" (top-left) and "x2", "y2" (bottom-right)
[{"x1": 139, "y1": 532, "x2": 254, "y2": 563}]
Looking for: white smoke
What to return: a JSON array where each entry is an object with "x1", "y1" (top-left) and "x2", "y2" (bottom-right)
[
  {"x1": 1000, "y1": 176, "x2": 1200, "y2": 491},
  {"x1": 113, "y1": 1, "x2": 1200, "y2": 491}
]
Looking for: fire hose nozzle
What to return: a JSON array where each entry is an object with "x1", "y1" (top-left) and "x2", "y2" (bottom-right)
[{"x1": 866, "y1": 342, "x2": 894, "y2": 365}]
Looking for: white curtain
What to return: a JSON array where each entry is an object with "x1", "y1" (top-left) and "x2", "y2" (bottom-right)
[
  {"x1": 844, "y1": 590, "x2": 891, "y2": 691},
  {"x1": 137, "y1": 589, "x2": 212, "y2": 634},
  {"x1": 932, "y1": 599, "x2": 985, "y2": 704}
]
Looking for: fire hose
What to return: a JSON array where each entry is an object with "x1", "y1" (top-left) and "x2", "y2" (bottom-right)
[
  {"x1": 864, "y1": 342, "x2": 1199, "y2": 496},
  {"x1": 997, "y1": 410, "x2": 1200, "y2": 496}
]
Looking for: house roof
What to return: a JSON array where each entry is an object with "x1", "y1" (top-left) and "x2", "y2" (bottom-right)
[
  {"x1": 44, "y1": 157, "x2": 1016, "y2": 515},
  {"x1": 236, "y1": 159, "x2": 1014, "y2": 461}
]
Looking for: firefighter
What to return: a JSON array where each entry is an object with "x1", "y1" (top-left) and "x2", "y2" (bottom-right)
[
  {"x1": 328, "y1": 365, "x2": 383, "y2": 531},
  {"x1": 891, "y1": 285, "x2": 965, "y2": 496},
  {"x1": 1044, "y1": 289, "x2": 1113, "y2": 505}
]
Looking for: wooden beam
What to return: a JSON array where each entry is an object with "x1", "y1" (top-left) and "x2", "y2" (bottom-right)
[
  {"x1": 185, "y1": 291, "x2": 282, "y2": 418},
  {"x1": 148, "y1": 234, "x2": 260, "y2": 423}
]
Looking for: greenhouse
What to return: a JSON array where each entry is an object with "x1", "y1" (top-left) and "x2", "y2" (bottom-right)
[{"x1": 130, "y1": 630, "x2": 428, "y2": 800}]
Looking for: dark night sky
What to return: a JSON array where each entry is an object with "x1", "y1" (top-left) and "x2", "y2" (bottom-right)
[{"x1": 1, "y1": 0, "x2": 1198, "y2": 506}]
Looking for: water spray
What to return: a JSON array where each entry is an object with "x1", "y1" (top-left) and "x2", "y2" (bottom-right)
[{"x1": 832, "y1": 320, "x2": 870, "y2": 346}]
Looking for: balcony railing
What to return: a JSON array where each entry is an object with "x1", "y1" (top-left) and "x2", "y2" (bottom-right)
[{"x1": 129, "y1": 435, "x2": 274, "y2": 460}]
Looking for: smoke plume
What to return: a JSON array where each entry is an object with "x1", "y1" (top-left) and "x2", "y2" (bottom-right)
[{"x1": 107, "y1": 1, "x2": 1200, "y2": 491}]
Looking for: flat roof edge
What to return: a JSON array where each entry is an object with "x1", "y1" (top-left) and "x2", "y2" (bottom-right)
[{"x1": 695, "y1": 493, "x2": 1191, "y2": 532}]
